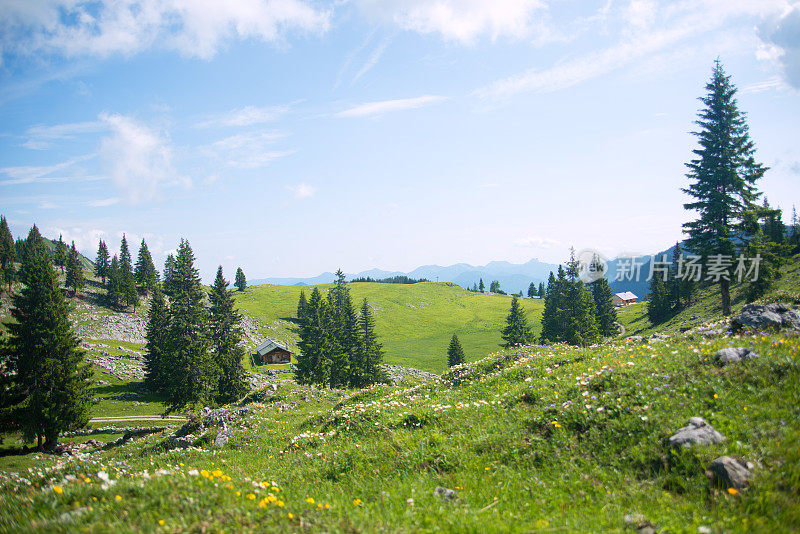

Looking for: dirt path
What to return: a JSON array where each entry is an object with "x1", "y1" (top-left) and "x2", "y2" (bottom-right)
[{"x1": 90, "y1": 416, "x2": 187, "y2": 423}]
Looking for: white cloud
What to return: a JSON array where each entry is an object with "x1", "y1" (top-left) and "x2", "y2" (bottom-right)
[
  {"x1": 335, "y1": 95, "x2": 448, "y2": 118},
  {"x1": 0, "y1": 154, "x2": 97, "y2": 185},
  {"x1": 38, "y1": 201, "x2": 59, "y2": 210},
  {"x1": 87, "y1": 197, "x2": 120, "y2": 207},
  {"x1": 353, "y1": 0, "x2": 547, "y2": 43},
  {"x1": 757, "y1": 4, "x2": 800, "y2": 89},
  {"x1": 352, "y1": 36, "x2": 392, "y2": 84},
  {"x1": 514, "y1": 236, "x2": 560, "y2": 249},
  {"x1": 99, "y1": 113, "x2": 189, "y2": 204},
  {"x1": 196, "y1": 104, "x2": 292, "y2": 128},
  {"x1": 22, "y1": 120, "x2": 105, "y2": 150},
  {"x1": 286, "y1": 182, "x2": 316, "y2": 198},
  {"x1": 207, "y1": 132, "x2": 294, "y2": 168},
  {"x1": 1, "y1": 0, "x2": 331, "y2": 61},
  {"x1": 48, "y1": 227, "x2": 108, "y2": 255}
]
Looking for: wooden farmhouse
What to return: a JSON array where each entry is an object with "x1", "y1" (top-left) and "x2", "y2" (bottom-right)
[
  {"x1": 612, "y1": 291, "x2": 638, "y2": 307},
  {"x1": 253, "y1": 339, "x2": 294, "y2": 365}
]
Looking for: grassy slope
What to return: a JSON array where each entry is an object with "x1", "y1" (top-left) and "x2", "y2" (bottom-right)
[
  {"x1": 1, "y1": 329, "x2": 798, "y2": 532},
  {"x1": 235, "y1": 282, "x2": 544, "y2": 373},
  {"x1": 618, "y1": 254, "x2": 800, "y2": 337}
]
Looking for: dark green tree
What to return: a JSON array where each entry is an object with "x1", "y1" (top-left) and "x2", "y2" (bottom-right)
[
  {"x1": 682, "y1": 61, "x2": 767, "y2": 316},
  {"x1": 538, "y1": 282, "x2": 545, "y2": 298},
  {"x1": 118, "y1": 235, "x2": 139, "y2": 311},
  {"x1": 208, "y1": 266, "x2": 248, "y2": 403},
  {"x1": 0, "y1": 226, "x2": 92, "y2": 449},
  {"x1": 501, "y1": 295, "x2": 533, "y2": 347},
  {"x1": 357, "y1": 298, "x2": 385, "y2": 385},
  {"x1": 489, "y1": 280, "x2": 501, "y2": 293},
  {"x1": 742, "y1": 205, "x2": 791, "y2": 302},
  {"x1": 234, "y1": 267, "x2": 247, "y2": 292},
  {"x1": 0, "y1": 215, "x2": 15, "y2": 293},
  {"x1": 163, "y1": 239, "x2": 217, "y2": 412},
  {"x1": 296, "y1": 290, "x2": 308, "y2": 323},
  {"x1": 295, "y1": 287, "x2": 323, "y2": 385},
  {"x1": 647, "y1": 271, "x2": 671, "y2": 323},
  {"x1": 134, "y1": 239, "x2": 159, "y2": 295},
  {"x1": 539, "y1": 271, "x2": 560, "y2": 343},
  {"x1": 65, "y1": 241, "x2": 85, "y2": 296},
  {"x1": 107, "y1": 255, "x2": 121, "y2": 307},
  {"x1": 527, "y1": 282, "x2": 536, "y2": 298},
  {"x1": 479, "y1": 278, "x2": 485, "y2": 292},
  {"x1": 789, "y1": 206, "x2": 800, "y2": 252},
  {"x1": 447, "y1": 334, "x2": 465, "y2": 367},
  {"x1": 54, "y1": 234, "x2": 67, "y2": 275},
  {"x1": 94, "y1": 240, "x2": 110, "y2": 285},
  {"x1": 144, "y1": 288, "x2": 169, "y2": 392},
  {"x1": 590, "y1": 276, "x2": 618, "y2": 337},
  {"x1": 163, "y1": 254, "x2": 177, "y2": 297}
]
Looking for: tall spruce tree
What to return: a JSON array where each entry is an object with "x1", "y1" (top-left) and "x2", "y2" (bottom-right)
[
  {"x1": 234, "y1": 267, "x2": 247, "y2": 292},
  {"x1": 94, "y1": 240, "x2": 110, "y2": 285},
  {"x1": 590, "y1": 276, "x2": 618, "y2": 337},
  {"x1": 65, "y1": 241, "x2": 85, "y2": 296},
  {"x1": 561, "y1": 255, "x2": 600, "y2": 346},
  {"x1": 134, "y1": 239, "x2": 159, "y2": 295},
  {"x1": 144, "y1": 287, "x2": 169, "y2": 392},
  {"x1": 163, "y1": 254, "x2": 177, "y2": 296},
  {"x1": 107, "y1": 255, "x2": 121, "y2": 307},
  {"x1": 0, "y1": 215, "x2": 15, "y2": 293},
  {"x1": 479, "y1": 278, "x2": 485, "y2": 292},
  {"x1": 118, "y1": 235, "x2": 139, "y2": 311},
  {"x1": 357, "y1": 298, "x2": 385, "y2": 385},
  {"x1": 682, "y1": 61, "x2": 767, "y2": 316},
  {"x1": 447, "y1": 334, "x2": 465, "y2": 367},
  {"x1": 297, "y1": 290, "x2": 308, "y2": 323},
  {"x1": 0, "y1": 226, "x2": 92, "y2": 449},
  {"x1": 164, "y1": 239, "x2": 217, "y2": 411},
  {"x1": 54, "y1": 235, "x2": 67, "y2": 275},
  {"x1": 647, "y1": 271, "x2": 671, "y2": 323},
  {"x1": 527, "y1": 282, "x2": 536, "y2": 298},
  {"x1": 539, "y1": 271, "x2": 560, "y2": 343},
  {"x1": 538, "y1": 282, "x2": 545, "y2": 298},
  {"x1": 501, "y1": 295, "x2": 533, "y2": 347},
  {"x1": 208, "y1": 266, "x2": 248, "y2": 403},
  {"x1": 295, "y1": 287, "x2": 323, "y2": 385}
]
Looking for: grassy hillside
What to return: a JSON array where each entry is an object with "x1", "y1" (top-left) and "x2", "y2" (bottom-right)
[
  {"x1": 619, "y1": 254, "x2": 800, "y2": 337},
  {"x1": 234, "y1": 282, "x2": 544, "y2": 373},
  {"x1": 1, "y1": 327, "x2": 798, "y2": 532}
]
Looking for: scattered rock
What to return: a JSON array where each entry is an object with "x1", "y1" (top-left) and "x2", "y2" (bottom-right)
[
  {"x1": 714, "y1": 347, "x2": 759, "y2": 365},
  {"x1": 624, "y1": 514, "x2": 657, "y2": 533},
  {"x1": 669, "y1": 417, "x2": 725, "y2": 448},
  {"x1": 433, "y1": 486, "x2": 457, "y2": 501},
  {"x1": 626, "y1": 336, "x2": 645, "y2": 343},
  {"x1": 732, "y1": 303, "x2": 800, "y2": 332},
  {"x1": 707, "y1": 456, "x2": 752, "y2": 490},
  {"x1": 215, "y1": 431, "x2": 231, "y2": 448},
  {"x1": 380, "y1": 364, "x2": 440, "y2": 384}
]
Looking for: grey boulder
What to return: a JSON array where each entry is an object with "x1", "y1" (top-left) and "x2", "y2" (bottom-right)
[
  {"x1": 433, "y1": 486, "x2": 457, "y2": 501},
  {"x1": 707, "y1": 456, "x2": 752, "y2": 490},
  {"x1": 714, "y1": 347, "x2": 759, "y2": 365},
  {"x1": 732, "y1": 303, "x2": 800, "y2": 332},
  {"x1": 669, "y1": 417, "x2": 725, "y2": 448}
]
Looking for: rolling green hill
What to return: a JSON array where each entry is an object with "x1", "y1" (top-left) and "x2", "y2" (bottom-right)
[{"x1": 234, "y1": 282, "x2": 544, "y2": 373}]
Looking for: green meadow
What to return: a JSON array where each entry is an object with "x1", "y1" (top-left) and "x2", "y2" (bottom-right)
[{"x1": 235, "y1": 282, "x2": 544, "y2": 373}]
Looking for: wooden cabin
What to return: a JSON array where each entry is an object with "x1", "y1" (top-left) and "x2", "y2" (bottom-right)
[
  {"x1": 612, "y1": 291, "x2": 638, "y2": 307},
  {"x1": 253, "y1": 339, "x2": 294, "y2": 365}
]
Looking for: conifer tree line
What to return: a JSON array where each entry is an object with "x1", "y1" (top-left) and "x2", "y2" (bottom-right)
[
  {"x1": 0, "y1": 225, "x2": 92, "y2": 449},
  {"x1": 295, "y1": 270, "x2": 385, "y2": 388},
  {"x1": 539, "y1": 251, "x2": 618, "y2": 347},
  {"x1": 144, "y1": 240, "x2": 248, "y2": 411}
]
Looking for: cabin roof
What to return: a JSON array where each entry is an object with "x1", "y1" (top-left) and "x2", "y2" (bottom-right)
[
  {"x1": 254, "y1": 339, "x2": 294, "y2": 356},
  {"x1": 614, "y1": 291, "x2": 638, "y2": 300}
]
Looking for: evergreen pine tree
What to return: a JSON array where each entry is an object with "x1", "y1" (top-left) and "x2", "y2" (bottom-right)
[
  {"x1": 357, "y1": 298, "x2": 385, "y2": 385},
  {"x1": 0, "y1": 215, "x2": 15, "y2": 293},
  {"x1": 164, "y1": 239, "x2": 218, "y2": 411},
  {"x1": 94, "y1": 240, "x2": 110, "y2": 285},
  {"x1": 647, "y1": 271, "x2": 670, "y2": 323},
  {"x1": 527, "y1": 282, "x2": 536, "y2": 298},
  {"x1": 538, "y1": 282, "x2": 545, "y2": 298},
  {"x1": 590, "y1": 276, "x2": 618, "y2": 337},
  {"x1": 490, "y1": 280, "x2": 501, "y2": 293},
  {"x1": 789, "y1": 205, "x2": 800, "y2": 252},
  {"x1": 539, "y1": 271, "x2": 560, "y2": 343},
  {"x1": 107, "y1": 255, "x2": 121, "y2": 307},
  {"x1": 144, "y1": 287, "x2": 169, "y2": 392},
  {"x1": 296, "y1": 290, "x2": 308, "y2": 323},
  {"x1": 208, "y1": 266, "x2": 248, "y2": 403},
  {"x1": 561, "y1": 254, "x2": 600, "y2": 346},
  {"x1": 501, "y1": 295, "x2": 533, "y2": 347},
  {"x1": 295, "y1": 287, "x2": 323, "y2": 385},
  {"x1": 479, "y1": 278, "x2": 485, "y2": 292},
  {"x1": 163, "y1": 254, "x2": 177, "y2": 296},
  {"x1": 234, "y1": 267, "x2": 247, "y2": 291},
  {"x1": 65, "y1": 241, "x2": 85, "y2": 296},
  {"x1": 682, "y1": 61, "x2": 767, "y2": 316},
  {"x1": 447, "y1": 334, "x2": 465, "y2": 367},
  {"x1": 134, "y1": 239, "x2": 159, "y2": 295},
  {"x1": 0, "y1": 226, "x2": 92, "y2": 449},
  {"x1": 54, "y1": 234, "x2": 67, "y2": 275},
  {"x1": 118, "y1": 235, "x2": 139, "y2": 311}
]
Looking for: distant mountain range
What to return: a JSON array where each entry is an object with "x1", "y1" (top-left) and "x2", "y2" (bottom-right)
[{"x1": 250, "y1": 244, "x2": 679, "y2": 299}]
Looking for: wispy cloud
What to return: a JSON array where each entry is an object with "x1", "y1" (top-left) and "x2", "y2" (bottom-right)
[
  {"x1": 87, "y1": 197, "x2": 120, "y2": 207},
  {"x1": 206, "y1": 132, "x2": 294, "y2": 168},
  {"x1": 99, "y1": 112, "x2": 189, "y2": 204},
  {"x1": 757, "y1": 5, "x2": 800, "y2": 89},
  {"x1": 196, "y1": 104, "x2": 292, "y2": 128},
  {"x1": 2, "y1": 0, "x2": 331, "y2": 61},
  {"x1": 23, "y1": 120, "x2": 105, "y2": 150},
  {"x1": 0, "y1": 154, "x2": 97, "y2": 185},
  {"x1": 286, "y1": 183, "x2": 316, "y2": 198},
  {"x1": 514, "y1": 236, "x2": 560, "y2": 249},
  {"x1": 335, "y1": 95, "x2": 448, "y2": 118},
  {"x1": 352, "y1": 36, "x2": 392, "y2": 84}
]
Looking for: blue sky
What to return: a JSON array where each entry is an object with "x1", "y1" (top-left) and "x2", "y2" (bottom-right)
[{"x1": 1, "y1": 0, "x2": 799, "y2": 281}]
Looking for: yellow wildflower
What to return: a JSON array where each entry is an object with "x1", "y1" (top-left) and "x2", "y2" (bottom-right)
[
  {"x1": 115, "y1": 495, "x2": 122, "y2": 501},
  {"x1": 353, "y1": 498, "x2": 362, "y2": 506},
  {"x1": 287, "y1": 513, "x2": 294, "y2": 519},
  {"x1": 728, "y1": 488, "x2": 738, "y2": 495},
  {"x1": 158, "y1": 519, "x2": 165, "y2": 526},
  {"x1": 246, "y1": 493, "x2": 256, "y2": 500},
  {"x1": 53, "y1": 486, "x2": 63, "y2": 495},
  {"x1": 305, "y1": 497, "x2": 315, "y2": 504}
]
